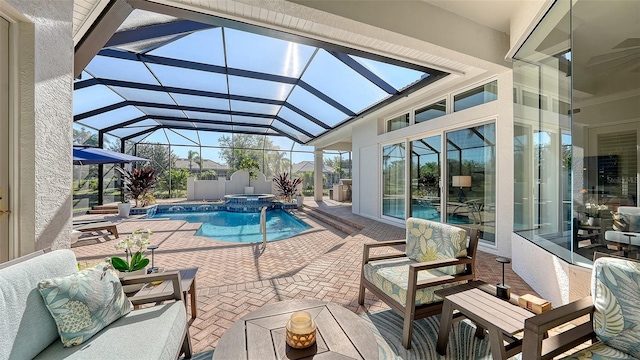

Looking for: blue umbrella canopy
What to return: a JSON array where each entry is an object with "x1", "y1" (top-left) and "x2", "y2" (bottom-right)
[{"x1": 73, "y1": 146, "x2": 148, "y2": 165}]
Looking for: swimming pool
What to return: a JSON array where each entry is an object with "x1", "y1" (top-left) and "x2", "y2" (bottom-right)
[{"x1": 150, "y1": 209, "x2": 311, "y2": 243}]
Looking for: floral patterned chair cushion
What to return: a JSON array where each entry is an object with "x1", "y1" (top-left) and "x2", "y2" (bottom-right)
[
  {"x1": 363, "y1": 258, "x2": 466, "y2": 306},
  {"x1": 560, "y1": 342, "x2": 637, "y2": 360},
  {"x1": 405, "y1": 218, "x2": 468, "y2": 275},
  {"x1": 590, "y1": 257, "x2": 640, "y2": 358},
  {"x1": 37, "y1": 261, "x2": 133, "y2": 347}
]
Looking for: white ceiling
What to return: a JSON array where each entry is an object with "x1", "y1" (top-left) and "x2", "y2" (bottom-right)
[{"x1": 421, "y1": 0, "x2": 522, "y2": 34}]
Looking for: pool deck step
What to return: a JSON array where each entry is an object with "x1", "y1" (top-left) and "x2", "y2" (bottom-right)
[
  {"x1": 302, "y1": 205, "x2": 364, "y2": 231},
  {"x1": 86, "y1": 205, "x2": 119, "y2": 215},
  {"x1": 299, "y1": 207, "x2": 361, "y2": 235}
]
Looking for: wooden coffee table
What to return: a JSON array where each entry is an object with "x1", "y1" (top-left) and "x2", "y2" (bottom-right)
[
  {"x1": 214, "y1": 299, "x2": 378, "y2": 360},
  {"x1": 435, "y1": 283, "x2": 534, "y2": 360},
  {"x1": 129, "y1": 267, "x2": 198, "y2": 319}
]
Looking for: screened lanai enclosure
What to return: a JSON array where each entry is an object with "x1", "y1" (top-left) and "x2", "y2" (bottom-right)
[{"x1": 72, "y1": 4, "x2": 448, "y2": 212}]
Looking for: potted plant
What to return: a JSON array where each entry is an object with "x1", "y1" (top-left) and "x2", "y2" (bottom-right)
[
  {"x1": 584, "y1": 201, "x2": 607, "y2": 226},
  {"x1": 118, "y1": 199, "x2": 131, "y2": 218},
  {"x1": 111, "y1": 228, "x2": 153, "y2": 293},
  {"x1": 273, "y1": 172, "x2": 303, "y2": 204},
  {"x1": 116, "y1": 166, "x2": 158, "y2": 208},
  {"x1": 239, "y1": 157, "x2": 260, "y2": 194}
]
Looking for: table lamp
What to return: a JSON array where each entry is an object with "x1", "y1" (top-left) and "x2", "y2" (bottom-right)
[
  {"x1": 496, "y1": 257, "x2": 511, "y2": 299},
  {"x1": 148, "y1": 244, "x2": 159, "y2": 273},
  {"x1": 452, "y1": 176, "x2": 472, "y2": 202}
]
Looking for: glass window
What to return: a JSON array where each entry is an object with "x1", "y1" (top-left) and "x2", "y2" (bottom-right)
[
  {"x1": 415, "y1": 100, "x2": 446, "y2": 124},
  {"x1": 230, "y1": 100, "x2": 280, "y2": 116},
  {"x1": 301, "y1": 50, "x2": 388, "y2": 113},
  {"x1": 277, "y1": 107, "x2": 326, "y2": 136},
  {"x1": 227, "y1": 75, "x2": 293, "y2": 101},
  {"x1": 77, "y1": 106, "x2": 146, "y2": 130},
  {"x1": 349, "y1": 55, "x2": 426, "y2": 91},
  {"x1": 107, "y1": 126, "x2": 155, "y2": 138},
  {"x1": 73, "y1": 85, "x2": 124, "y2": 116},
  {"x1": 86, "y1": 55, "x2": 161, "y2": 85},
  {"x1": 137, "y1": 107, "x2": 185, "y2": 118},
  {"x1": 184, "y1": 111, "x2": 231, "y2": 122},
  {"x1": 382, "y1": 142, "x2": 405, "y2": 219},
  {"x1": 286, "y1": 87, "x2": 347, "y2": 127},
  {"x1": 410, "y1": 136, "x2": 441, "y2": 220},
  {"x1": 230, "y1": 116, "x2": 272, "y2": 126},
  {"x1": 172, "y1": 93, "x2": 230, "y2": 111},
  {"x1": 447, "y1": 123, "x2": 496, "y2": 242},
  {"x1": 386, "y1": 113, "x2": 409, "y2": 132},
  {"x1": 224, "y1": 28, "x2": 315, "y2": 78},
  {"x1": 148, "y1": 63, "x2": 228, "y2": 93},
  {"x1": 454, "y1": 80, "x2": 498, "y2": 112},
  {"x1": 148, "y1": 28, "x2": 226, "y2": 66},
  {"x1": 111, "y1": 86, "x2": 175, "y2": 104}
]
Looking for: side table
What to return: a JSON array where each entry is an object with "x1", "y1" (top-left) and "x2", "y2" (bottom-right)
[
  {"x1": 129, "y1": 267, "x2": 198, "y2": 319},
  {"x1": 435, "y1": 285, "x2": 535, "y2": 360}
]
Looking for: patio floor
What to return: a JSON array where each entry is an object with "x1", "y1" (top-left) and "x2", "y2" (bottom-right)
[{"x1": 72, "y1": 198, "x2": 538, "y2": 354}]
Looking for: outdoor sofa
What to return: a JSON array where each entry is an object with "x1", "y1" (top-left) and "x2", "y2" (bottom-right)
[{"x1": 0, "y1": 249, "x2": 192, "y2": 360}]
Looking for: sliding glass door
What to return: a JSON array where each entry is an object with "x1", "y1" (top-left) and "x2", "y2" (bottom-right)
[
  {"x1": 446, "y1": 123, "x2": 496, "y2": 242},
  {"x1": 410, "y1": 136, "x2": 441, "y2": 220},
  {"x1": 382, "y1": 143, "x2": 405, "y2": 219}
]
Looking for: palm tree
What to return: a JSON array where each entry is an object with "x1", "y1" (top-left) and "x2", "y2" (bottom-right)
[{"x1": 187, "y1": 150, "x2": 199, "y2": 172}]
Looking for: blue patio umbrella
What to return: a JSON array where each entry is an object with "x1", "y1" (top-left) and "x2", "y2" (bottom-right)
[{"x1": 73, "y1": 146, "x2": 148, "y2": 165}]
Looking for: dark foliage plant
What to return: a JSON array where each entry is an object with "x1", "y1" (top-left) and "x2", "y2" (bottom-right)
[
  {"x1": 116, "y1": 167, "x2": 158, "y2": 207},
  {"x1": 273, "y1": 172, "x2": 303, "y2": 202}
]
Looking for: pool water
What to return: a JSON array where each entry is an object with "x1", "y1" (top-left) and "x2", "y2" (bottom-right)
[{"x1": 151, "y1": 209, "x2": 311, "y2": 243}]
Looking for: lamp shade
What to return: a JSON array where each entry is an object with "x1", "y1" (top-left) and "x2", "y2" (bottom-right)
[{"x1": 452, "y1": 175, "x2": 472, "y2": 187}]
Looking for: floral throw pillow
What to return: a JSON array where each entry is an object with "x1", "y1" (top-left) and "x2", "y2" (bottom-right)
[{"x1": 37, "y1": 261, "x2": 133, "y2": 347}]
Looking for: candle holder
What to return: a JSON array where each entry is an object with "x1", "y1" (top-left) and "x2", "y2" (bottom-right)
[
  {"x1": 496, "y1": 257, "x2": 511, "y2": 300},
  {"x1": 285, "y1": 311, "x2": 316, "y2": 349}
]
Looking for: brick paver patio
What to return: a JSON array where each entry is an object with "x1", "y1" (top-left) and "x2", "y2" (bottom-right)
[{"x1": 72, "y1": 199, "x2": 537, "y2": 354}]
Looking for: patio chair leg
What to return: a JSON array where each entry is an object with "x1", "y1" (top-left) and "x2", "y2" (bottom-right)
[
  {"x1": 182, "y1": 329, "x2": 193, "y2": 359},
  {"x1": 358, "y1": 281, "x2": 365, "y2": 305},
  {"x1": 402, "y1": 307, "x2": 414, "y2": 349}
]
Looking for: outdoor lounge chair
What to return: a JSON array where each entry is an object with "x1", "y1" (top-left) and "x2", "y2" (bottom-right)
[
  {"x1": 522, "y1": 253, "x2": 640, "y2": 360},
  {"x1": 73, "y1": 221, "x2": 119, "y2": 238},
  {"x1": 358, "y1": 218, "x2": 479, "y2": 349}
]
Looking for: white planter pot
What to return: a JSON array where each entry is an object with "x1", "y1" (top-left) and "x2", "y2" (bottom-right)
[
  {"x1": 244, "y1": 186, "x2": 255, "y2": 194},
  {"x1": 119, "y1": 268, "x2": 147, "y2": 293},
  {"x1": 587, "y1": 217, "x2": 600, "y2": 226},
  {"x1": 296, "y1": 195, "x2": 304, "y2": 208},
  {"x1": 118, "y1": 202, "x2": 131, "y2": 218}
]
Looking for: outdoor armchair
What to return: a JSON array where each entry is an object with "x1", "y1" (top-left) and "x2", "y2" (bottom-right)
[
  {"x1": 522, "y1": 254, "x2": 640, "y2": 360},
  {"x1": 358, "y1": 218, "x2": 479, "y2": 349}
]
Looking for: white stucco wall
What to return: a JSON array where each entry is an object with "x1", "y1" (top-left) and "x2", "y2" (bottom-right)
[
  {"x1": 5, "y1": 0, "x2": 73, "y2": 254},
  {"x1": 351, "y1": 72, "x2": 515, "y2": 256},
  {"x1": 512, "y1": 233, "x2": 592, "y2": 306}
]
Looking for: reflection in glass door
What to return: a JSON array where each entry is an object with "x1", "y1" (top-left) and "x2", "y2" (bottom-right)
[
  {"x1": 410, "y1": 136, "x2": 441, "y2": 220},
  {"x1": 382, "y1": 143, "x2": 405, "y2": 219},
  {"x1": 446, "y1": 123, "x2": 496, "y2": 242}
]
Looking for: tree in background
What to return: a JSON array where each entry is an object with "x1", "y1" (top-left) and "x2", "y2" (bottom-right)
[
  {"x1": 218, "y1": 134, "x2": 285, "y2": 177},
  {"x1": 187, "y1": 150, "x2": 200, "y2": 172},
  {"x1": 135, "y1": 143, "x2": 177, "y2": 176},
  {"x1": 73, "y1": 126, "x2": 98, "y2": 146}
]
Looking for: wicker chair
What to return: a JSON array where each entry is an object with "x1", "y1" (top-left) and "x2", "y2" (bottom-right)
[{"x1": 358, "y1": 218, "x2": 479, "y2": 349}]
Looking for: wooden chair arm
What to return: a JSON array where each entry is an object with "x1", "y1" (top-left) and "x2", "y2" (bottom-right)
[
  {"x1": 362, "y1": 240, "x2": 406, "y2": 264},
  {"x1": 410, "y1": 256, "x2": 473, "y2": 272},
  {"x1": 363, "y1": 240, "x2": 407, "y2": 249},
  {"x1": 121, "y1": 271, "x2": 184, "y2": 306},
  {"x1": 409, "y1": 257, "x2": 474, "y2": 290},
  {"x1": 522, "y1": 296, "x2": 596, "y2": 360}
]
